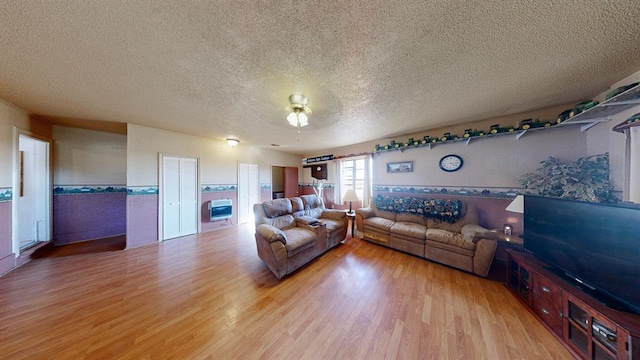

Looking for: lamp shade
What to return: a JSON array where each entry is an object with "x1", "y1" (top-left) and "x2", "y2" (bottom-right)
[
  {"x1": 505, "y1": 195, "x2": 524, "y2": 213},
  {"x1": 343, "y1": 189, "x2": 359, "y2": 203}
]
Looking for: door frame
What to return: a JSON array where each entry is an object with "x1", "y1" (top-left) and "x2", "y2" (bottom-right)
[
  {"x1": 158, "y1": 153, "x2": 201, "y2": 241},
  {"x1": 12, "y1": 127, "x2": 52, "y2": 255}
]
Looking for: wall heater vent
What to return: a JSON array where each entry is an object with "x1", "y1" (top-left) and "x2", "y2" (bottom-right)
[{"x1": 208, "y1": 199, "x2": 232, "y2": 221}]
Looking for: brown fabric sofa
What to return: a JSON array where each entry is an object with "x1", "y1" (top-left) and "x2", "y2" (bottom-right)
[
  {"x1": 254, "y1": 195, "x2": 347, "y2": 279},
  {"x1": 355, "y1": 197, "x2": 498, "y2": 277}
]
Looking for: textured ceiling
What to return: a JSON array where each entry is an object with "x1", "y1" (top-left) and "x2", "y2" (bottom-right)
[{"x1": 1, "y1": 1, "x2": 640, "y2": 155}]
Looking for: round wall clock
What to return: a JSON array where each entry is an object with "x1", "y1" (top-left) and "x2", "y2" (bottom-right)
[{"x1": 439, "y1": 154, "x2": 463, "y2": 172}]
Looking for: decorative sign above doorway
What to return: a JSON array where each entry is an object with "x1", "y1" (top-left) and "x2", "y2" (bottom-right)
[{"x1": 302, "y1": 154, "x2": 333, "y2": 164}]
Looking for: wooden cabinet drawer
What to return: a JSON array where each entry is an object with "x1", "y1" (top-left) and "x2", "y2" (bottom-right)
[
  {"x1": 533, "y1": 296, "x2": 563, "y2": 336},
  {"x1": 533, "y1": 273, "x2": 562, "y2": 311}
]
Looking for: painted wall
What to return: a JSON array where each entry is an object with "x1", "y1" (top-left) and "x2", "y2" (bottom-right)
[
  {"x1": 304, "y1": 84, "x2": 637, "y2": 234},
  {"x1": 0, "y1": 100, "x2": 52, "y2": 275},
  {"x1": 271, "y1": 166, "x2": 284, "y2": 193},
  {"x1": 53, "y1": 126, "x2": 127, "y2": 185},
  {"x1": 52, "y1": 126, "x2": 127, "y2": 245},
  {"x1": 126, "y1": 124, "x2": 302, "y2": 248}
]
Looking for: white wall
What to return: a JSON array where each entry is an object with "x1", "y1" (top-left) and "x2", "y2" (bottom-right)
[
  {"x1": 0, "y1": 101, "x2": 51, "y2": 187},
  {"x1": 374, "y1": 125, "x2": 588, "y2": 188},
  {"x1": 53, "y1": 126, "x2": 127, "y2": 185},
  {"x1": 127, "y1": 124, "x2": 302, "y2": 187}
]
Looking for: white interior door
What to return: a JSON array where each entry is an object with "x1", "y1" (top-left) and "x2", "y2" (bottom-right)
[
  {"x1": 14, "y1": 134, "x2": 51, "y2": 253},
  {"x1": 238, "y1": 163, "x2": 259, "y2": 225},
  {"x1": 162, "y1": 156, "x2": 198, "y2": 240}
]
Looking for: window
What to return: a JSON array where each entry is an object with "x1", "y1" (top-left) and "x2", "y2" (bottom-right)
[{"x1": 337, "y1": 156, "x2": 372, "y2": 207}]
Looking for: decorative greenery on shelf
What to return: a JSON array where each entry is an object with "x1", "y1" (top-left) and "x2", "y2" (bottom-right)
[
  {"x1": 373, "y1": 117, "x2": 558, "y2": 153},
  {"x1": 519, "y1": 153, "x2": 617, "y2": 203}
]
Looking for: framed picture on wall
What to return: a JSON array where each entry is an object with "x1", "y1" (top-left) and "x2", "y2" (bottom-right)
[{"x1": 387, "y1": 161, "x2": 413, "y2": 173}]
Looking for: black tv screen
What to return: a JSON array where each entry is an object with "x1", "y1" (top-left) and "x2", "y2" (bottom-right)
[{"x1": 523, "y1": 195, "x2": 640, "y2": 315}]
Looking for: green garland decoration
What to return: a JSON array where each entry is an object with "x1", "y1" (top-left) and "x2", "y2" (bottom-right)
[{"x1": 374, "y1": 195, "x2": 463, "y2": 223}]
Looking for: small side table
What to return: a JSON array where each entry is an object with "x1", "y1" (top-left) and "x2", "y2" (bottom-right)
[
  {"x1": 489, "y1": 230, "x2": 524, "y2": 283},
  {"x1": 346, "y1": 211, "x2": 356, "y2": 238},
  {"x1": 494, "y1": 231, "x2": 524, "y2": 251}
]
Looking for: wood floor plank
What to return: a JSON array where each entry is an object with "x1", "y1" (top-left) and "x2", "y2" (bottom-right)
[{"x1": 0, "y1": 223, "x2": 573, "y2": 359}]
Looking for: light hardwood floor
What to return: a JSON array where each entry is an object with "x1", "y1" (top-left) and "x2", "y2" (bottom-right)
[{"x1": 0, "y1": 223, "x2": 573, "y2": 359}]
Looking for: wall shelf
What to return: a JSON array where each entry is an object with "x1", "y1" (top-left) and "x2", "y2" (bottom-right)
[
  {"x1": 556, "y1": 83, "x2": 640, "y2": 131},
  {"x1": 374, "y1": 124, "x2": 572, "y2": 155},
  {"x1": 374, "y1": 83, "x2": 640, "y2": 156}
]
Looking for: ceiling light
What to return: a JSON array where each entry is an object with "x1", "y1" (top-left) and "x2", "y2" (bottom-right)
[
  {"x1": 226, "y1": 138, "x2": 239, "y2": 147},
  {"x1": 286, "y1": 94, "x2": 312, "y2": 132}
]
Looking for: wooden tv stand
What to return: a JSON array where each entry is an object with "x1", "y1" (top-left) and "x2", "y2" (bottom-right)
[{"x1": 506, "y1": 249, "x2": 640, "y2": 359}]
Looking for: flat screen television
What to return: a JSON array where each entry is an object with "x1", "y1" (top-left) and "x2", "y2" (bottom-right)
[{"x1": 523, "y1": 195, "x2": 640, "y2": 315}]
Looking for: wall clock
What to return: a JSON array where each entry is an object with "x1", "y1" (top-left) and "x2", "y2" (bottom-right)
[{"x1": 439, "y1": 154, "x2": 463, "y2": 172}]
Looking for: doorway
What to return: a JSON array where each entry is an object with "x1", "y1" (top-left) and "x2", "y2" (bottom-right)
[
  {"x1": 13, "y1": 132, "x2": 51, "y2": 254},
  {"x1": 238, "y1": 163, "x2": 259, "y2": 225},
  {"x1": 160, "y1": 155, "x2": 199, "y2": 241},
  {"x1": 271, "y1": 165, "x2": 299, "y2": 199}
]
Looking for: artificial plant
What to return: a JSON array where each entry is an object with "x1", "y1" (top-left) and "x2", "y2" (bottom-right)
[{"x1": 519, "y1": 153, "x2": 617, "y2": 203}]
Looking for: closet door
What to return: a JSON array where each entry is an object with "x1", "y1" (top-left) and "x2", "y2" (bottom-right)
[
  {"x1": 238, "y1": 163, "x2": 259, "y2": 225},
  {"x1": 162, "y1": 156, "x2": 198, "y2": 240}
]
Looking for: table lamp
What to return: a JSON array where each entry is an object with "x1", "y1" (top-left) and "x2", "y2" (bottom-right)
[
  {"x1": 343, "y1": 189, "x2": 359, "y2": 214},
  {"x1": 504, "y1": 195, "x2": 524, "y2": 235},
  {"x1": 505, "y1": 195, "x2": 524, "y2": 213}
]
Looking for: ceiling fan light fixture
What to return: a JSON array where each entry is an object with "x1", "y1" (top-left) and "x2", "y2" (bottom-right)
[
  {"x1": 286, "y1": 94, "x2": 311, "y2": 129},
  {"x1": 297, "y1": 112, "x2": 308, "y2": 127},
  {"x1": 287, "y1": 112, "x2": 299, "y2": 126}
]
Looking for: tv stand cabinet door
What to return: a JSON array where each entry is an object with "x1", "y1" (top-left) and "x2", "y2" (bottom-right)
[
  {"x1": 507, "y1": 254, "x2": 533, "y2": 307},
  {"x1": 563, "y1": 293, "x2": 630, "y2": 360}
]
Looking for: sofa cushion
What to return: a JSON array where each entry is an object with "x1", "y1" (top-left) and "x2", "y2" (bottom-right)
[
  {"x1": 301, "y1": 194, "x2": 322, "y2": 209},
  {"x1": 364, "y1": 217, "x2": 395, "y2": 232},
  {"x1": 269, "y1": 214, "x2": 296, "y2": 230},
  {"x1": 390, "y1": 222, "x2": 427, "y2": 240},
  {"x1": 374, "y1": 209, "x2": 397, "y2": 222},
  {"x1": 283, "y1": 228, "x2": 316, "y2": 257},
  {"x1": 262, "y1": 198, "x2": 293, "y2": 218},
  {"x1": 290, "y1": 197, "x2": 305, "y2": 214},
  {"x1": 426, "y1": 229, "x2": 477, "y2": 251},
  {"x1": 300, "y1": 194, "x2": 325, "y2": 218},
  {"x1": 396, "y1": 212, "x2": 427, "y2": 226}
]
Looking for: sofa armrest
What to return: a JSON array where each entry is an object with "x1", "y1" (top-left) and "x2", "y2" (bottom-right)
[
  {"x1": 473, "y1": 238, "x2": 498, "y2": 277},
  {"x1": 355, "y1": 208, "x2": 374, "y2": 219},
  {"x1": 320, "y1": 209, "x2": 346, "y2": 220},
  {"x1": 461, "y1": 224, "x2": 495, "y2": 243},
  {"x1": 256, "y1": 224, "x2": 287, "y2": 244}
]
